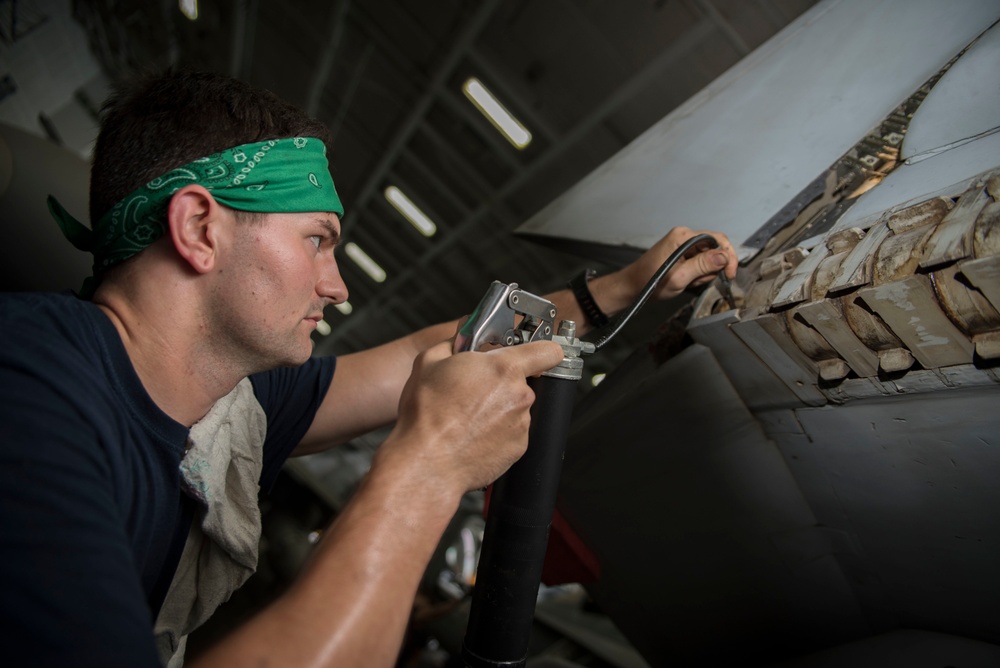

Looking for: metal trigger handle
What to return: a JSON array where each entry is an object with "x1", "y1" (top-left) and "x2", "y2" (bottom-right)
[{"x1": 454, "y1": 281, "x2": 557, "y2": 353}]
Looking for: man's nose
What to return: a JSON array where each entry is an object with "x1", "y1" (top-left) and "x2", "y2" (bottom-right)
[{"x1": 318, "y1": 257, "x2": 349, "y2": 305}]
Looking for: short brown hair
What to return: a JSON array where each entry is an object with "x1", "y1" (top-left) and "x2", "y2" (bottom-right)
[{"x1": 89, "y1": 68, "x2": 333, "y2": 224}]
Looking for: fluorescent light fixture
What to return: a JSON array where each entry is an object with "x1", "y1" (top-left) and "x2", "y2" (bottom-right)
[
  {"x1": 384, "y1": 186, "x2": 436, "y2": 237},
  {"x1": 591, "y1": 372, "x2": 606, "y2": 387},
  {"x1": 334, "y1": 301, "x2": 353, "y2": 315},
  {"x1": 344, "y1": 242, "x2": 386, "y2": 283},
  {"x1": 179, "y1": 0, "x2": 198, "y2": 20},
  {"x1": 315, "y1": 319, "x2": 332, "y2": 336},
  {"x1": 462, "y1": 77, "x2": 532, "y2": 149}
]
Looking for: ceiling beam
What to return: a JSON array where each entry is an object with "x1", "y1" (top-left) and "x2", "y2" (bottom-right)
[
  {"x1": 306, "y1": 0, "x2": 352, "y2": 117},
  {"x1": 339, "y1": 0, "x2": 504, "y2": 237},
  {"x1": 327, "y1": 41, "x2": 375, "y2": 143},
  {"x1": 323, "y1": 17, "x2": 717, "y2": 346},
  {"x1": 757, "y1": 0, "x2": 792, "y2": 29},
  {"x1": 230, "y1": 0, "x2": 259, "y2": 80},
  {"x1": 693, "y1": 0, "x2": 751, "y2": 56}
]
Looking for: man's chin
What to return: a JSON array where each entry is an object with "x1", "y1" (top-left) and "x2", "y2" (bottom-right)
[
  {"x1": 270, "y1": 342, "x2": 315, "y2": 369},
  {"x1": 287, "y1": 349, "x2": 313, "y2": 367}
]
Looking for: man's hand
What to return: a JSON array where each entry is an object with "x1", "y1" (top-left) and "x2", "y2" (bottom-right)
[
  {"x1": 550, "y1": 226, "x2": 740, "y2": 337},
  {"x1": 623, "y1": 226, "x2": 738, "y2": 301},
  {"x1": 379, "y1": 339, "x2": 566, "y2": 495}
]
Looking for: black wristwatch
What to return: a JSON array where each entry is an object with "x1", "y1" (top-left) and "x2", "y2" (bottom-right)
[{"x1": 568, "y1": 269, "x2": 610, "y2": 328}]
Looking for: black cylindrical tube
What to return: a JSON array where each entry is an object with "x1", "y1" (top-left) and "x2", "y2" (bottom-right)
[{"x1": 461, "y1": 373, "x2": 578, "y2": 668}]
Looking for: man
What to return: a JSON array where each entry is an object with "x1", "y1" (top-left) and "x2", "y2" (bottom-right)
[{"x1": 0, "y1": 69, "x2": 737, "y2": 667}]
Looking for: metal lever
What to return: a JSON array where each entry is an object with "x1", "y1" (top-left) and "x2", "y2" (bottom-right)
[{"x1": 454, "y1": 281, "x2": 557, "y2": 353}]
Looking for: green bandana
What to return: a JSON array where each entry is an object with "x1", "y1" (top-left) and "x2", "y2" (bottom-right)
[{"x1": 48, "y1": 137, "x2": 344, "y2": 297}]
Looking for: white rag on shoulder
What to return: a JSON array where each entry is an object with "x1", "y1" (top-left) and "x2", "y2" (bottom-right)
[{"x1": 153, "y1": 378, "x2": 267, "y2": 667}]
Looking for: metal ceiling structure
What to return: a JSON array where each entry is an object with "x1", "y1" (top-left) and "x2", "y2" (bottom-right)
[{"x1": 69, "y1": 0, "x2": 818, "y2": 363}]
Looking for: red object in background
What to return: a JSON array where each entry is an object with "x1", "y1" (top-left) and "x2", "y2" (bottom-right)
[
  {"x1": 541, "y1": 508, "x2": 601, "y2": 586},
  {"x1": 483, "y1": 485, "x2": 601, "y2": 586}
]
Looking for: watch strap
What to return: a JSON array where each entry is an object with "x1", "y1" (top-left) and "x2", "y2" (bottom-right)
[{"x1": 568, "y1": 268, "x2": 610, "y2": 328}]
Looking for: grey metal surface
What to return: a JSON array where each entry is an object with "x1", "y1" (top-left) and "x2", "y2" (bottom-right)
[
  {"x1": 901, "y1": 19, "x2": 1000, "y2": 162},
  {"x1": 832, "y1": 14, "x2": 1000, "y2": 235},
  {"x1": 687, "y1": 311, "x2": 803, "y2": 410},
  {"x1": 774, "y1": 388, "x2": 1000, "y2": 641},
  {"x1": 558, "y1": 344, "x2": 868, "y2": 665},
  {"x1": 515, "y1": 0, "x2": 1000, "y2": 252},
  {"x1": 554, "y1": 329, "x2": 1000, "y2": 664},
  {"x1": 548, "y1": 10, "x2": 1000, "y2": 662}
]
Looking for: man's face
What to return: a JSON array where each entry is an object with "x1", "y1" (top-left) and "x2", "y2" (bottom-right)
[{"x1": 210, "y1": 210, "x2": 348, "y2": 370}]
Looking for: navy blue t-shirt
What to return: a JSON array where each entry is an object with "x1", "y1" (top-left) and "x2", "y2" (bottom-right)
[{"x1": 0, "y1": 292, "x2": 336, "y2": 666}]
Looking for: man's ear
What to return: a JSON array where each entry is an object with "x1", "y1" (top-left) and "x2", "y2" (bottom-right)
[{"x1": 167, "y1": 184, "x2": 227, "y2": 274}]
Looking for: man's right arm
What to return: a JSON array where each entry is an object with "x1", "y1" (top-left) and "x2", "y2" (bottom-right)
[{"x1": 189, "y1": 339, "x2": 565, "y2": 667}]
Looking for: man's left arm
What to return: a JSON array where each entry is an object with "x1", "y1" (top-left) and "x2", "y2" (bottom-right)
[{"x1": 295, "y1": 226, "x2": 737, "y2": 454}]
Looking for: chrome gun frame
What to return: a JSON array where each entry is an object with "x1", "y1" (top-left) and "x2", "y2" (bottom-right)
[
  {"x1": 454, "y1": 281, "x2": 558, "y2": 353},
  {"x1": 455, "y1": 281, "x2": 594, "y2": 381}
]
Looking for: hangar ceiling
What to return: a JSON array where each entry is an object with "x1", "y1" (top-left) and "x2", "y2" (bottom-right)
[{"x1": 46, "y1": 0, "x2": 817, "y2": 364}]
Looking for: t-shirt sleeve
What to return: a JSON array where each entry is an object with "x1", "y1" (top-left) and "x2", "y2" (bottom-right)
[
  {"x1": 250, "y1": 355, "x2": 337, "y2": 492},
  {"x1": 0, "y1": 324, "x2": 163, "y2": 666}
]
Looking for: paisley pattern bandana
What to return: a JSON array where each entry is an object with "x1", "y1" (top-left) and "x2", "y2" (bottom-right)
[{"x1": 48, "y1": 137, "x2": 344, "y2": 297}]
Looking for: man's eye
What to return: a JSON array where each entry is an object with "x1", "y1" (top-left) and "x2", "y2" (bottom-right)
[{"x1": 309, "y1": 236, "x2": 323, "y2": 250}]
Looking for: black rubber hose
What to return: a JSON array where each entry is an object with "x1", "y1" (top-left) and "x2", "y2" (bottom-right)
[
  {"x1": 461, "y1": 373, "x2": 579, "y2": 668},
  {"x1": 590, "y1": 232, "x2": 721, "y2": 351}
]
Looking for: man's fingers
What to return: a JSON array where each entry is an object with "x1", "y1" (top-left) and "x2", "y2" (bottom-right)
[
  {"x1": 487, "y1": 340, "x2": 565, "y2": 377},
  {"x1": 679, "y1": 232, "x2": 737, "y2": 275},
  {"x1": 425, "y1": 338, "x2": 563, "y2": 377},
  {"x1": 666, "y1": 247, "x2": 730, "y2": 290},
  {"x1": 704, "y1": 232, "x2": 739, "y2": 279}
]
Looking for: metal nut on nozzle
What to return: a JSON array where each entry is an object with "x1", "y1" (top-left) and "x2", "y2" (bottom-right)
[{"x1": 558, "y1": 320, "x2": 577, "y2": 341}]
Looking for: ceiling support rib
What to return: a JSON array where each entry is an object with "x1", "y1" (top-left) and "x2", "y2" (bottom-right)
[
  {"x1": 349, "y1": 7, "x2": 525, "y2": 171},
  {"x1": 389, "y1": 156, "x2": 557, "y2": 295},
  {"x1": 389, "y1": 159, "x2": 466, "y2": 226},
  {"x1": 337, "y1": 5, "x2": 523, "y2": 195},
  {"x1": 418, "y1": 123, "x2": 496, "y2": 199},
  {"x1": 340, "y1": 0, "x2": 503, "y2": 237},
  {"x1": 230, "y1": 0, "x2": 259, "y2": 80},
  {"x1": 160, "y1": 0, "x2": 180, "y2": 65},
  {"x1": 323, "y1": 17, "x2": 716, "y2": 347},
  {"x1": 694, "y1": 0, "x2": 751, "y2": 55},
  {"x1": 306, "y1": 0, "x2": 352, "y2": 117},
  {"x1": 328, "y1": 42, "x2": 374, "y2": 143},
  {"x1": 757, "y1": 0, "x2": 791, "y2": 29}
]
